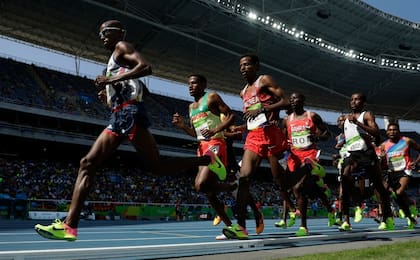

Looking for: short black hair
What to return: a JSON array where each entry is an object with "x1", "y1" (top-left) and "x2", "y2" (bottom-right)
[
  {"x1": 352, "y1": 92, "x2": 366, "y2": 103},
  {"x1": 291, "y1": 92, "x2": 305, "y2": 102},
  {"x1": 387, "y1": 122, "x2": 400, "y2": 130},
  {"x1": 188, "y1": 74, "x2": 207, "y2": 84},
  {"x1": 240, "y1": 54, "x2": 260, "y2": 65}
]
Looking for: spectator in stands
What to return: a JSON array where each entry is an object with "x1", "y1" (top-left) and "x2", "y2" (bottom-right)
[
  {"x1": 379, "y1": 122, "x2": 419, "y2": 229},
  {"x1": 172, "y1": 74, "x2": 237, "y2": 239},
  {"x1": 222, "y1": 54, "x2": 293, "y2": 239},
  {"x1": 34, "y1": 19, "x2": 224, "y2": 241},
  {"x1": 340, "y1": 93, "x2": 393, "y2": 231},
  {"x1": 274, "y1": 92, "x2": 334, "y2": 236}
]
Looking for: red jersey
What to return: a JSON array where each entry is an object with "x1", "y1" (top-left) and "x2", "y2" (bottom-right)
[{"x1": 241, "y1": 75, "x2": 280, "y2": 125}]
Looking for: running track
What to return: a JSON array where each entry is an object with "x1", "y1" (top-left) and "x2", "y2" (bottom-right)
[{"x1": 0, "y1": 218, "x2": 418, "y2": 259}]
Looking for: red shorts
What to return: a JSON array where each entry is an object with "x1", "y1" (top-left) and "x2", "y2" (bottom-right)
[
  {"x1": 197, "y1": 138, "x2": 227, "y2": 166},
  {"x1": 287, "y1": 149, "x2": 319, "y2": 172},
  {"x1": 244, "y1": 125, "x2": 287, "y2": 158}
]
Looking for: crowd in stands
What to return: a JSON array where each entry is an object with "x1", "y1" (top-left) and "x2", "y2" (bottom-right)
[{"x1": 0, "y1": 157, "x2": 297, "y2": 206}]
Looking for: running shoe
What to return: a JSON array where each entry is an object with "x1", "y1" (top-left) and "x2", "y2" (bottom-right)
[
  {"x1": 399, "y1": 209, "x2": 406, "y2": 219},
  {"x1": 410, "y1": 205, "x2": 418, "y2": 218},
  {"x1": 385, "y1": 217, "x2": 395, "y2": 230},
  {"x1": 213, "y1": 215, "x2": 222, "y2": 226},
  {"x1": 205, "y1": 150, "x2": 226, "y2": 181},
  {"x1": 288, "y1": 210, "x2": 300, "y2": 227},
  {"x1": 274, "y1": 220, "x2": 287, "y2": 228},
  {"x1": 215, "y1": 234, "x2": 228, "y2": 240},
  {"x1": 335, "y1": 218, "x2": 343, "y2": 226},
  {"x1": 407, "y1": 218, "x2": 417, "y2": 230},
  {"x1": 295, "y1": 227, "x2": 308, "y2": 237},
  {"x1": 255, "y1": 211, "x2": 264, "y2": 235},
  {"x1": 222, "y1": 224, "x2": 248, "y2": 240},
  {"x1": 378, "y1": 217, "x2": 395, "y2": 230},
  {"x1": 34, "y1": 219, "x2": 77, "y2": 241},
  {"x1": 328, "y1": 212, "x2": 336, "y2": 227},
  {"x1": 304, "y1": 158, "x2": 326, "y2": 178},
  {"x1": 339, "y1": 221, "x2": 352, "y2": 231},
  {"x1": 354, "y1": 206, "x2": 363, "y2": 223}
]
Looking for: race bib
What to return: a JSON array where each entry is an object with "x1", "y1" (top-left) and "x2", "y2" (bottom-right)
[
  {"x1": 389, "y1": 155, "x2": 406, "y2": 171},
  {"x1": 195, "y1": 122, "x2": 209, "y2": 140},
  {"x1": 247, "y1": 113, "x2": 267, "y2": 130},
  {"x1": 291, "y1": 130, "x2": 312, "y2": 149}
]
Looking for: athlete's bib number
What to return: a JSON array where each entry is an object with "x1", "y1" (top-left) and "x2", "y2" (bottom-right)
[
  {"x1": 247, "y1": 113, "x2": 267, "y2": 130},
  {"x1": 389, "y1": 156, "x2": 406, "y2": 171}
]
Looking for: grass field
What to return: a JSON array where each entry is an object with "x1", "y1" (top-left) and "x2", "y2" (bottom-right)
[{"x1": 285, "y1": 240, "x2": 420, "y2": 259}]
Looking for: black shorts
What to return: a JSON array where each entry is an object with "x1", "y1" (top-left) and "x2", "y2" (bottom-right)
[
  {"x1": 348, "y1": 148, "x2": 378, "y2": 169},
  {"x1": 385, "y1": 171, "x2": 410, "y2": 190}
]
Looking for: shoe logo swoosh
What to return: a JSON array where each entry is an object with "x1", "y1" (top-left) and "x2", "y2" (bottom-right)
[{"x1": 52, "y1": 226, "x2": 65, "y2": 231}]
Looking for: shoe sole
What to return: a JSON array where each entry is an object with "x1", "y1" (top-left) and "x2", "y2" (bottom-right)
[
  {"x1": 274, "y1": 223, "x2": 287, "y2": 228},
  {"x1": 35, "y1": 227, "x2": 76, "y2": 241},
  {"x1": 222, "y1": 229, "x2": 248, "y2": 240}
]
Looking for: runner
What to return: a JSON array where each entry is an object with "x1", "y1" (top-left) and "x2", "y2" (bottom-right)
[
  {"x1": 379, "y1": 122, "x2": 419, "y2": 229},
  {"x1": 172, "y1": 74, "x2": 237, "y2": 239},
  {"x1": 223, "y1": 54, "x2": 293, "y2": 239},
  {"x1": 34, "y1": 20, "x2": 224, "y2": 241},
  {"x1": 340, "y1": 93, "x2": 394, "y2": 231}
]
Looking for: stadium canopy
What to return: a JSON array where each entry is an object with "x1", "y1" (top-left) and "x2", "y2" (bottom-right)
[{"x1": 1, "y1": 0, "x2": 419, "y2": 121}]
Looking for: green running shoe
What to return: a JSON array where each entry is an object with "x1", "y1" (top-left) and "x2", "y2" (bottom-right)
[
  {"x1": 274, "y1": 219, "x2": 287, "y2": 228},
  {"x1": 354, "y1": 206, "x2": 363, "y2": 223},
  {"x1": 407, "y1": 218, "x2": 417, "y2": 230},
  {"x1": 35, "y1": 219, "x2": 77, "y2": 241},
  {"x1": 328, "y1": 212, "x2": 335, "y2": 227},
  {"x1": 288, "y1": 210, "x2": 300, "y2": 227},
  {"x1": 205, "y1": 150, "x2": 226, "y2": 181},
  {"x1": 339, "y1": 221, "x2": 352, "y2": 231},
  {"x1": 399, "y1": 209, "x2": 406, "y2": 219},
  {"x1": 304, "y1": 158, "x2": 326, "y2": 178},
  {"x1": 222, "y1": 224, "x2": 248, "y2": 240},
  {"x1": 296, "y1": 227, "x2": 308, "y2": 237},
  {"x1": 385, "y1": 217, "x2": 395, "y2": 230},
  {"x1": 410, "y1": 205, "x2": 418, "y2": 218}
]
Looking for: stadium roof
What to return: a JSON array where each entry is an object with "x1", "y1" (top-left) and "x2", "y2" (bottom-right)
[{"x1": 1, "y1": 0, "x2": 419, "y2": 121}]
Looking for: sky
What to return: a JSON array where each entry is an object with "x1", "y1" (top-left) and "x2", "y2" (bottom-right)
[{"x1": 0, "y1": 1, "x2": 419, "y2": 132}]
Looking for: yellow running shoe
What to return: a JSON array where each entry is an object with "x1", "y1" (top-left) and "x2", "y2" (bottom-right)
[
  {"x1": 354, "y1": 206, "x2": 363, "y2": 223},
  {"x1": 296, "y1": 227, "x2": 308, "y2": 236},
  {"x1": 35, "y1": 219, "x2": 77, "y2": 241},
  {"x1": 274, "y1": 220, "x2": 287, "y2": 228}
]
